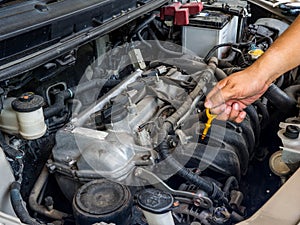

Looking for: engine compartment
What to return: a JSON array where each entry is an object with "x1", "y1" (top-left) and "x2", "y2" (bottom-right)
[{"x1": 0, "y1": 1, "x2": 299, "y2": 225}]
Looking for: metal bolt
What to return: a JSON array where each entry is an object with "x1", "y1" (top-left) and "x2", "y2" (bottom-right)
[
  {"x1": 64, "y1": 123, "x2": 75, "y2": 131},
  {"x1": 134, "y1": 168, "x2": 142, "y2": 176},
  {"x1": 45, "y1": 196, "x2": 54, "y2": 211}
]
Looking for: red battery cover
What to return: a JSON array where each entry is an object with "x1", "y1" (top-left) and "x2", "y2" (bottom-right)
[
  {"x1": 181, "y1": 2, "x2": 203, "y2": 15},
  {"x1": 174, "y1": 8, "x2": 189, "y2": 26},
  {"x1": 160, "y1": 2, "x2": 182, "y2": 20}
]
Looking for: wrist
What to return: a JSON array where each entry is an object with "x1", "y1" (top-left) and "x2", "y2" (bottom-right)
[{"x1": 246, "y1": 59, "x2": 277, "y2": 87}]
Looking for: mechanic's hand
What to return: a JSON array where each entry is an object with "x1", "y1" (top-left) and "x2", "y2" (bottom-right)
[{"x1": 204, "y1": 71, "x2": 270, "y2": 123}]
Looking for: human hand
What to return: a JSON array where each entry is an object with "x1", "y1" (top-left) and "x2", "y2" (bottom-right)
[{"x1": 204, "y1": 70, "x2": 270, "y2": 123}]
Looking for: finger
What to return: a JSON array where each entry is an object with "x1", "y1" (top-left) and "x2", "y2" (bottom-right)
[
  {"x1": 216, "y1": 105, "x2": 231, "y2": 120},
  {"x1": 205, "y1": 86, "x2": 225, "y2": 109},
  {"x1": 210, "y1": 103, "x2": 226, "y2": 115},
  {"x1": 228, "y1": 103, "x2": 240, "y2": 121},
  {"x1": 234, "y1": 111, "x2": 247, "y2": 123}
]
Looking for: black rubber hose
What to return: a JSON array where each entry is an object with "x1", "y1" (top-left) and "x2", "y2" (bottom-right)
[
  {"x1": 130, "y1": 14, "x2": 157, "y2": 38},
  {"x1": 10, "y1": 182, "x2": 42, "y2": 225},
  {"x1": 263, "y1": 83, "x2": 297, "y2": 113},
  {"x1": 148, "y1": 28, "x2": 184, "y2": 57},
  {"x1": 274, "y1": 73, "x2": 284, "y2": 88},
  {"x1": 253, "y1": 100, "x2": 269, "y2": 129},
  {"x1": 44, "y1": 90, "x2": 72, "y2": 119},
  {"x1": 284, "y1": 84, "x2": 300, "y2": 100},
  {"x1": 257, "y1": 36, "x2": 273, "y2": 46},
  {"x1": 137, "y1": 28, "x2": 152, "y2": 48},
  {"x1": 158, "y1": 140, "x2": 226, "y2": 201},
  {"x1": 215, "y1": 68, "x2": 227, "y2": 81},
  {"x1": 44, "y1": 79, "x2": 120, "y2": 119},
  {"x1": 244, "y1": 105, "x2": 260, "y2": 149},
  {"x1": 204, "y1": 43, "x2": 235, "y2": 63},
  {"x1": 223, "y1": 176, "x2": 239, "y2": 194},
  {"x1": 156, "y1": 59, "x2": 226, "y2": 201},
  {"x1": 204, "y1": 40, "x2": 253, "y2": 64},
  {"x1": 222, "y1": 67, "x2": 243, "y2": 75},
  {"x1": 217, "y1": 59, "x2": 234, "y2": 69}
]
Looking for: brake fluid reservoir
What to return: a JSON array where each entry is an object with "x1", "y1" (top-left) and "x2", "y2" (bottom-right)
[{"x1": 12, "y1": 92, "x2": 46, "y2": 140}]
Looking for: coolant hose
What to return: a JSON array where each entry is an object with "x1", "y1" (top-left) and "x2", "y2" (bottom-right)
[
  {"x1": 44, "y1": 90, "x2": 72, "y2": 119},
  {"x1": 44, "y1": 79, "x2": 120, "y2": 119},
  {"x1": 158, "y1": 140, "x2": 225, "y2": 201},
  {"x1": 10, "y1": 182, "x2": 43, "y2": 225},
  {"x1": 263, "y1": 83, "x2": 297, "y2": 113}
]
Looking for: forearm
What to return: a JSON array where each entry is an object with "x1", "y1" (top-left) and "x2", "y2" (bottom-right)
[{"x1": 245, "y1": 15, "x2": 300, "y2": 85}]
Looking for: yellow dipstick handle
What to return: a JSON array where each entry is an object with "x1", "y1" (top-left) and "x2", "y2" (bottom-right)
[{"x1": 201, "y1": 108, "x2": 217, "y2": 140}]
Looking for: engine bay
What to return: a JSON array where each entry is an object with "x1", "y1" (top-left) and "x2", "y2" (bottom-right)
[{"x1": 0, "y1": 0, "x2": 299, "y2": 225}]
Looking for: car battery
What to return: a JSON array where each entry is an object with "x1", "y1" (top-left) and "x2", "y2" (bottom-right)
[{"x1": 182, "y1": 10, "x2": 238, "y2": 58}]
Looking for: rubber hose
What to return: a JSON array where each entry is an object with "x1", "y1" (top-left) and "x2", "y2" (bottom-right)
[
  {"x1": 204, "y1": 43, "x2": 234, "y2": 64},
  {"x1": 263, "y1": 83, "x2": 297, "y2": 112},
  {"x1": 253, "y1": 100, "x2": 269, "y2": 129},
  {"x1": 148, "y1": 28, "x2": 184, "y2": 57},
  {"x1": 158, "y1": 140, "x2": 225, "y2": 201},
  {"x1": 217, "y1": 59, "x2": 234, "y2": 69},
  {"x1": 215, "y1": 68, "x2": 227, "y2": 80},
  {"x1": 44, "y1": 90, "x2": 71, "y2": 119},
  {"x1": 245, "y1": 105, "x2": 261, "y2": 145},
  {"x1": 223, "y1": 176, "x2": 239, "y2": 194},
  {"x1": 44, "y1": 79, "x2": 120, "y2": 118},
  {"x1": 137, "y1": 28, "x2": 152, "y2": 48},
  {"x1": 130, "y1": 14, "x2": 157, "y2": 38},
  {"x1": 10, "y1": 182, "x2": 42, "y2": 225},
  {"x1": 284, "y1": 84, "x2": 300, "y2": 100}
]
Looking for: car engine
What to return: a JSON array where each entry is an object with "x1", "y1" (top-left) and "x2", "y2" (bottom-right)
[{"x1": 0, "y1": 0, "x2": 299, "y2": 225}]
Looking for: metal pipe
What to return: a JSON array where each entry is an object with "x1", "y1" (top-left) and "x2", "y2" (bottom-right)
[
  {"x1": 28, "y1": 166, "x2": 69, "y2": 220},
  {"x1": 72, "y1": 69, "x2": 143, "y2": 126}
]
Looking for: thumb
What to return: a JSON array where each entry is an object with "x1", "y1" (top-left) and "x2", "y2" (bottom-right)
[{"x1": 204, "y1": 86, "x2": 225, "y2": 109}]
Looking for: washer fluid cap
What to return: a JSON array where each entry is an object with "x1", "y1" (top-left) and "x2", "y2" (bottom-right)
[
  {"x1": 137, "y1": 188, "x2": 174, "y2": 214},
  {"x1": 248, "y1": 49, "x2": 264, "y2": 60},
  {"x1": 12, "y1": 92, "x2": 44, "y2": 112}
]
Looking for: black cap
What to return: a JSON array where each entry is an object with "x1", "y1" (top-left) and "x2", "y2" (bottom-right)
[
  {"x1": 75, "y1": 179, "x2": 130, "y2": 215},
  {"x1": 137, "y1": 188, "x2": 174, "y2": 214},
  {"x1": 284, "y1": 125, "x2": 300, "y2": 139},
  {"x1": 12, "y1": 92, "x2": 44, "y2": 113}
]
